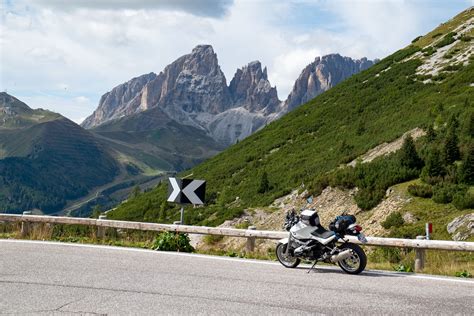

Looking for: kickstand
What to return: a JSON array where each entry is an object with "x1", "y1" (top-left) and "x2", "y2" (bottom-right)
[{"x1": 307, "y1": 261, "x2": 317, "y2": 274}]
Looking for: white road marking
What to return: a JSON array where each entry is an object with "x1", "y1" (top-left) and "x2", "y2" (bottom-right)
[{"x1": 1, "y1": 239, "x2": 473, "y2": 285}]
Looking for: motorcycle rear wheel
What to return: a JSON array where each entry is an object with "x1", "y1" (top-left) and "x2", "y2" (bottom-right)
[
  {"x1": 337, "y1": 243, "x2": 367, "y2": 275},
  {"x1": 276, "y1": 243, "x2": 300, "y2": 268}
]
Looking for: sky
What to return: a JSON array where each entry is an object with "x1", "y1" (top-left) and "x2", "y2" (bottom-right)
[{"x1": 1, "y1": 0, "x2": 472, "y2": 123}]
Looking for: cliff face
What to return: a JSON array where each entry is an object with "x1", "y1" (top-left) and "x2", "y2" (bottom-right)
[
  {"x1": 81, "y1": 73, "x2": 156, "y2": 129},
  {"x1": 82, "y1": 46, "x2": 375, "y2": 145},
  {"x1": 282, "y1": 54, "x2": 375, "y2": 112}
]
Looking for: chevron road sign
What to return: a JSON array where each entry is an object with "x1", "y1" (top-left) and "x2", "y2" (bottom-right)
[{"x1": 167, "y1": 177, "x2": 206, "y2": 205}]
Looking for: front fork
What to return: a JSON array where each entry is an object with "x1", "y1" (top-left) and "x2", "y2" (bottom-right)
[{"x1": 285, "y1": 232, "x2": 292, "y2": 256}]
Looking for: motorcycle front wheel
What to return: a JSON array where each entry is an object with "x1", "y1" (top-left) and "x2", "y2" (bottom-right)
[
  {"x1": 337, "y1": 243, "x2": 367, "y2": 275},
  {"x1": 276, "y1": 243, "x2": 300, "y2": 268}
]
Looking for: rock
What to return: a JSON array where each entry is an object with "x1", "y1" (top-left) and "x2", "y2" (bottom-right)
[
  {"x1": 282, "y1": 54, "x2": 375, "y2": 112},
  {"x1": 82, "y1": 46, "x2": 375, "y2": 147},
  {"x1": 229, "y1": 61, "x2": 280, "y2": 114},
  {"x1": 81, "y1": 73, "x2": 157, "y2": 129},
  {"x1": 447, "y1": 214, "x2": 474, "y2": 241},
  {"x1": 403, "y1": 212, "x2": 417, "y2": 224}
]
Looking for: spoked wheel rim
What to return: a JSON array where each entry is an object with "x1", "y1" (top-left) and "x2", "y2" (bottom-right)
[
  {"x1": 339, "y1": 250, "x2": 361, "y2": 273},
  {"x1": 276, "y1": 243, "x2": 299, "y2": 267}
]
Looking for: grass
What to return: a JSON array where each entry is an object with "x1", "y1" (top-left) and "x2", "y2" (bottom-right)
[
  {"x1": 414, "y1": 9, "x2": 473, "y2": 48},
  {"x1": 367, "y1": 247, "x2": 473, "y2": 277}
]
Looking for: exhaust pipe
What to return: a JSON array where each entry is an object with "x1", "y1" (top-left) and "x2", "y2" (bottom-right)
[{"x1": 330, "y1": 249, "x2": 353, "y2": 263}]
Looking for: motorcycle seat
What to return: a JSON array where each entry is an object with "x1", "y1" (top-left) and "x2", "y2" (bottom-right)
[{"x1": 311, "y1": 226, "x2": 335, "y2": 239}]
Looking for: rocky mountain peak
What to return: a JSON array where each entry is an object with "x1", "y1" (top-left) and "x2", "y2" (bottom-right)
[
  {"x1": 229, "y1": 61, "x2": 280, "y2": 113},
  {"x1": 81, "y1": 72, "x2": 156, "y2": 129},
  {"x1": 0, "y1": 92, "x2": 30, "y2": 111},
  {"x1": 82, "y1": 45, "x2": 375, "y2": 146},
  {"x1": 282, "y1": 54, "x2": 376, "y2": 112}
]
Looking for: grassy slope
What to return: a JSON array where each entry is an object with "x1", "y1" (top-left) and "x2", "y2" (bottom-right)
[
  {"x1": 91, "y1": 106, "x2": 225, "y2": 172},
  {"x1": 0, "y1": 106, "x2": 120, "y2": 214},
  {"x1": 109, "y1": 9, "x2": 473, "y2": 226}
]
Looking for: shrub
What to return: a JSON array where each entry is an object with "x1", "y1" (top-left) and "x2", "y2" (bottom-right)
[
  {"x1": 153, "y1": 232, "x2": 194, "y2": 252},
  {"x1": 202, "y1": 234, "x2": 224, "y2": 244},
  {"x1": 407, "y1": 184, "x2": 433, "y2": 198},
  {"x1": 411, "y1": 35, "x2": 422, "y2": 43},
  {"x1": 432, "y1": 183, "x2": 466, "y2": 204},
  {"x1": 455, "y1": 270, "x2": 472, "y2": 278},
  {"x1": 452, "y1": 191, "x2": 474, "y2": 210},
  {"x1": 435, "y1": 32, "x2": 456, "y2": 48},
  {"x1": 355, "y1": 188, "x2": 386, "y2": 211},
  {"x1": 381, "y1": 212, "x2": 405, "y2": 229},
  {"x1": 422, "y1": 46, "x2": 436, "y2": 56},
  {"x1": 394, "y1": 264, "x2": 413, "y2": 273}
]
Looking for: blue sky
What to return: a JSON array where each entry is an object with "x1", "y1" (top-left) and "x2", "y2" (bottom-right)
[{"x1": 1, "y1": 0, "x2": 472, "y2": 123}]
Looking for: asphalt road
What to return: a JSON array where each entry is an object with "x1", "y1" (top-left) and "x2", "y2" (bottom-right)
[{"x1": 1, "y1": 240, "x2": 473, "y2": 315}]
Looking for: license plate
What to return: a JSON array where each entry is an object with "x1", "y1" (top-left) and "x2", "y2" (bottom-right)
[{"x1": 357, "y1": 233, "x2": 368, "y2": 244}]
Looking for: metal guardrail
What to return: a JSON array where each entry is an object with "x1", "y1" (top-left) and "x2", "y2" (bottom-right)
[{"x1": 1, "y1": 213, "x2": 473, "y2": 272}]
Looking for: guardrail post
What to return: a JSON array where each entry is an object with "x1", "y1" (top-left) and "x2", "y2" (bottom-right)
[
  {"x1": 415, "y1": 236, "x2": 426, "y2": 272},
  {"x1": 21, "y1": 211, "x2": 32, "y2": 237},
  {"x1": 97, "y1": 215, "x2": 107, "y2": 239},
  {"x1": 246, "y1": 226, "x2": 256, "y2": 252}
]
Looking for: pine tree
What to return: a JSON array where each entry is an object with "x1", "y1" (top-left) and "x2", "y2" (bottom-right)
[
  {"x1": 466, "y1": 112, "x2": 474, "y2": 137},
  {"x1": 422, "y1": 148, "x2": 446, "y2": 179},
  {"x1": 159, "y1": 200, "x2": 169, "y2": 220},
  {"x1": 90, "y1": 205, "x2": 102, "y2": 219},
  {"x1": 258, "y1": 171, "x2": 270, "y2": 193},
  {"x1": 130, "y1": 185, "x2": 141, "y2": 198},
  {"x1": 400, "y1": 135, "x2": 423, "y2": 169},
  {"x1": 426, "y1": 124, "x2": 436, "y2": 142},
  {"x1": 459, "y1": 143, "x2": 474, "y2": 185},
  {"x1": 444, "y1": 128, "x2": 460, "y2": 164},
  {"x1": 447, "y1": 114, "x2": 459, "y2": 131}
]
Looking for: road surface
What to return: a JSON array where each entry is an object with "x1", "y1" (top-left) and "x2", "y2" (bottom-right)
[{"x1": 1, "y1": 240, "x2": 473, "y2": 315}]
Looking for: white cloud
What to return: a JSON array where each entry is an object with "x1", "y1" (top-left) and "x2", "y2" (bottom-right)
[
  {"x1": 74, "y1": 96, "x2": 90, "y2": 104},
  {"x1": 34, "y1": 0, "x2": 234, "y2": 17},
  {"x1": 1, "y1": 0, "x2": 471, "y2": 122}
]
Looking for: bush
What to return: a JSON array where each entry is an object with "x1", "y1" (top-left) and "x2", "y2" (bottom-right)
[
  {"x1": 411, "y1": 35, "x2": 422, "y2": 43},
  {"x1": 381, "y1": 212, "x2": 405, "y2": 229},
  {"x1": 153, "y1": 232, "x2": 194, "y2": 252},
  {"x1": 432, "y1": 183, "x2": 466, "y2": 204},
  {"x1": 354, "y1": 188, "x2": 386, "y2": 211},
  {"x1": 452, "y1": 191, "x2": 474, "y2": 210},
  {"x1": 369, "y1": 247, "x2": 401, "y2": 263},
  {"x1": 202, "y1": 234, "x2": 224, "y2": 244},
  {"x1": 407, "y1": 184, "x2": 433, "y2": 198},
  {"x1": 422, "y1": 46, "x2": 436, "y2": 56},
  {"x1": 435, "y1": 32, "x2": 456, "y2": 48}
]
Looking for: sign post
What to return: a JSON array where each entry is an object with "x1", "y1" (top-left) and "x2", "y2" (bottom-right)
[
  {"x1": 425, "y1": 223, "x2": 432, "y2": 240},
  {"x1": 167, "y1": 177, "x2": 205, "y2": 224}
]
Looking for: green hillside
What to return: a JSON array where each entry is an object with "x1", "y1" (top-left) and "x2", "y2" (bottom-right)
[
  {"x1": 109, "y1": 8, "x2": 473, "y2": 226},
  {"x1": 91, "y1": 106, "x2": 225, "y2": 173},
  {"x1": 0, "y1": 93, "x2": 60, "y2": 130},
  {"x1": 0, "y1": 94, "x2": 119, "y2": 214}
]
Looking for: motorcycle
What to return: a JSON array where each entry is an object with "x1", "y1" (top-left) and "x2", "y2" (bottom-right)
[{"x1": 276, "y1": 197, "x2": 368, "y2": 274}]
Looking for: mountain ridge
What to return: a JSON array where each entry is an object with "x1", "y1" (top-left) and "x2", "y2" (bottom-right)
[{"x1": 82, "y1": 48, "x2": 375, "y2": 145}]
